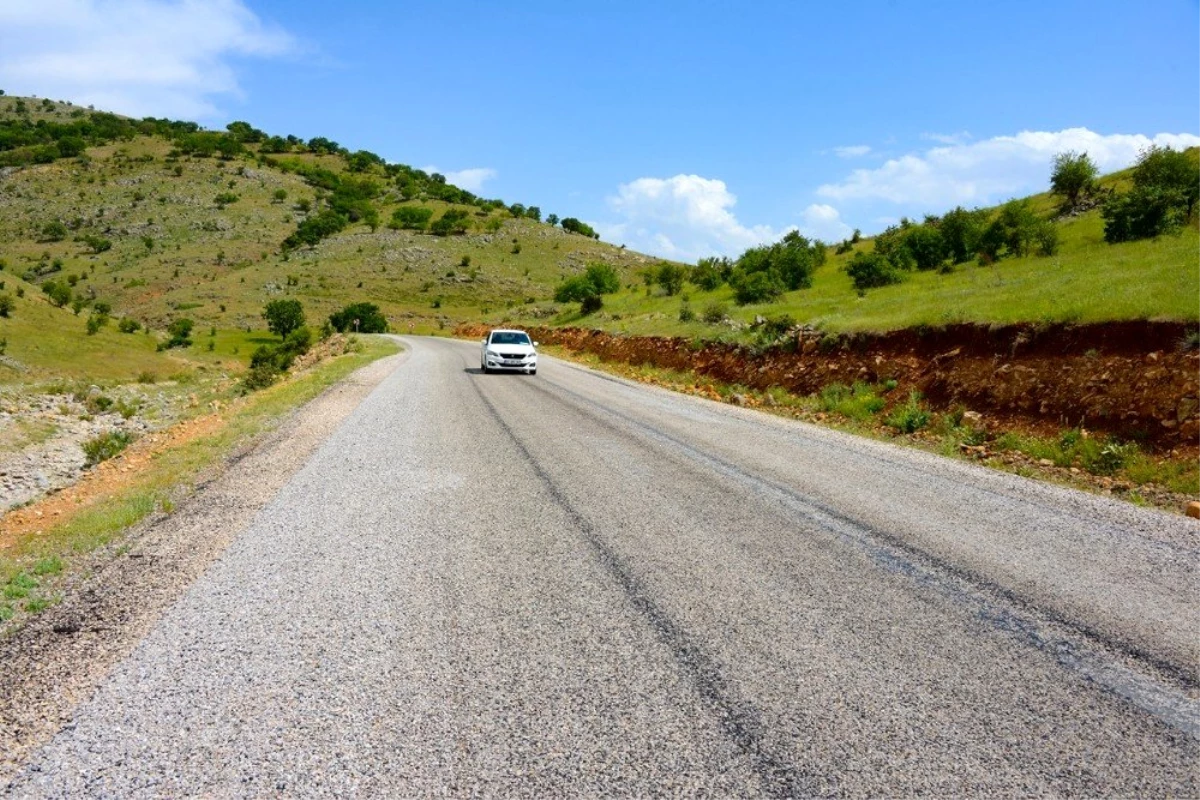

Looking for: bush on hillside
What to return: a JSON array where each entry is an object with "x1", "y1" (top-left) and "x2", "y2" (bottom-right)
[
  {"x1": 1102, "y1": 146, "x2": 1197, "y2": 243},
  {"x1": 283, "y1": 209, "x2": 347, "y2": 250},
  {"x1": 0, "y1": 293, "x2": 13, "y2": 317},
  {"x1": 160, "y1": 318, "x2": 193, "y2": 350},
  {"x1": 690, "y1": 257, "x2": 730, "y2": 291},
  {"x1": 729, "y1": 268, "x2": 784, "y2": 304},
  {"x1": 329, "y1": 302, "x2": 388, "y2": 333},
  {"x1": 389, "y1": 206, "x2": 434, "y2": 231},
  {"x1": 845, "y1": 251, "x2": 903, "y2": 293},
  {"x1": 560, "y1": 217, "x2": 598, "y2": 238},
  {"x1": 430, "y1": 208, "x2": 471, "y2": 236}
]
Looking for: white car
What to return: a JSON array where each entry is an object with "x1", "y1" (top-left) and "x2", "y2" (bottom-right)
[{"x1": 480, "y1": 329, "x2": 538, "y2": 374}]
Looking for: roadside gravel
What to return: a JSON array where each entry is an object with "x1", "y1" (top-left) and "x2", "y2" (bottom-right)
[
  {"x1": 0, "y1": 347, "x2": 406, "y2": 784},
  {"x1": 6, "y1": 336, "x2": 1197, "y2": 796}
]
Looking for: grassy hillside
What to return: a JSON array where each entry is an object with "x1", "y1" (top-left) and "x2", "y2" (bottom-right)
[
  {"x1": 1, "y1": 93, "x2": 1195, "y2": 368},
  {"x1": 0, "y1": 95, "x2": 659, "y2": 361},
  {"x1": 493, "y1": 160, "x2": 1199, "y2": 338}
]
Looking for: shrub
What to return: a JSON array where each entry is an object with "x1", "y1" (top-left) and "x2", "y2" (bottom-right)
[
  {"x1": 560, "y1": 217, "x2": 598, "y2": 238},
  {"x1": 654, "y1": 262, "x2": 687, "y2": 295},
  {"x1": 329, "y1": 302, "x2": 388, "y2": 333},
  {"x1": 242, "y1": 362, "x2": 280, "y2": 391},
  {"x1": 429, "y1": 208, "x2": 471, "y2": 236},
  {"x1": 903, "y1": 225, "x2": 946, "y2": 271},
  {"x1": 390, "y1": 205, "x2": 434, "y2": 231},
  {"x1": 886, "y1": 391, "x2": 931, "y2": 433},
  {"x1": 702, "y1": 302, "x2": 728, "y2": 324},
  {"x1": 85, "y1": 312, "x2": 108, "y2": 335},
  {"x1": 162, "y1": 318, "x2": 193, "y2": 349},
  {"x1": 117, "y1": 317, "x2": 140, "y2": 333},
  {"x1": 845, "y1": 251, "x2": 902, "y2": 292},
  {"x1": 42, "y1": 280, "x2": 72, "y2": 307},
  {"x1": 0, "y1": 293, "x2": 12, "y2": 317},
  {"x1": 554, "y1": 263, "x2": 620, "y2": 302},
  {"x1": 729, "y1": 269, "x2": 784, "y2": 305},
  {"x1": 82, "y1": 430, "x2": 134, "y2": 466},
  {"x1": 40, "y1": 220, "x2": 68, "y2": 242},
  {"x1": 214, "y1": 192, "x2": 238, "y2": 208},
  {"x1": 580, "y1": 294, "x2": 603, "y2": 315},
  {"x1": 690, "y1": 257, "x2": 729, "y2": 291},
  {"x1": 678, "y1": 302, "x2": 695, "y2": 322},
  {"x1": 80, "y1": 234, "x2": 112, "y2": 253},
  {"x1": 283, "y1": 210, "x2": 347, "y2": 250}
]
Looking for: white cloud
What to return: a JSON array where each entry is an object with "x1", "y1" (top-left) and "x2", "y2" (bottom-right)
[
  {"x1": 0, "y1": 0, "x2": 295, "y2": 120},
  {"x1": 833, "y1": 145, "x2": 872, "y2": 158},
  {"x1": 818, "y1": 127, "x2": 1200, "y2": 209},
  {"x1": 921, "y1": 131, "x2": 972, "y2": 146},
  {"x1": 421, "y1": 166, "x2": 498, "y2": 193},
  {"x1": 443, "y1": 168, "x2": 497, "y2": 193},
  {"x1": 798, "y1": 204, "x2": 852, "y2": 243},
  {"x1": 604, "y1": 174, "x2": 782, "y2": 262}
]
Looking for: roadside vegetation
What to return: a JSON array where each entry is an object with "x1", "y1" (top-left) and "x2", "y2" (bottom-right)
[
  {"x1": 0, "y1": 334, "x2": 397, "y2": 628},
  {"x1": 546, "y1": 347, "x2": 1197, "y2": 512}
]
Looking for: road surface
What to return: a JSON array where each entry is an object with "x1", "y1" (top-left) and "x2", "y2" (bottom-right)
[{"x1": 9, "y1": 336, "x2": 1198, "y2": 796}]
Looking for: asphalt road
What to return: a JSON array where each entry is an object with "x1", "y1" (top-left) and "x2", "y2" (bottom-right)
[{"x1": 9, "y1": 336, "x2": 1199, "y2": 797}]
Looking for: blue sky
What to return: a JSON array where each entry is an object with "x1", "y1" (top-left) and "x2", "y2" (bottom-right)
[{"x1": 1, "y1": 0, "x2": 1197, "y2": 261}]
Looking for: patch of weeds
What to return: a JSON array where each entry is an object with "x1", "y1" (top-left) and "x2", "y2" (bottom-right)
[
  {"x1": 136, "y1": 371, "x2": 157, "y2": 384},
  {"x1": 24, "y1": 596, "x2": 52, "y2": 613},
  {"x1": 819, "y1": 382, "x2": 886, "y2": 422},
  {"x1": 32, "y1": 556, "x2": 64, "y2": 576},
  {"x1": 886, "y1": 391, "x2": 931, "y2": 433},
  {"x1": 4, "y1": 572, "x2": 37, "y2": 600},
  {"x1": 0, "y1": 602, "x2": 13, "y2": 621},
  {"x1": 82, "y1": 430, "x2": 135, "y2": 466}
]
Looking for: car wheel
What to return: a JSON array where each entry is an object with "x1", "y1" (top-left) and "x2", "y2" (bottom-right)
[{"x1": 481, "y1": 362, "x2": 488, "y2": 374}]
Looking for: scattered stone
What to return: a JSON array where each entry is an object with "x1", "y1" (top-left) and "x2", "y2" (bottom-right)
[{"x1": 1186, "y1": 502, "x2": 1200, "y2": 520}]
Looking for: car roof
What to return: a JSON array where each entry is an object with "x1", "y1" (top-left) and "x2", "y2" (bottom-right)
[{"x1": 489, "y1": 328, "x2": 529, "y2": 335}]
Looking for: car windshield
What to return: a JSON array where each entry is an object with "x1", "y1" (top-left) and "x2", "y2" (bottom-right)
[{"x1": 491, "y1": 332, "x2": 531, "y2": 345}]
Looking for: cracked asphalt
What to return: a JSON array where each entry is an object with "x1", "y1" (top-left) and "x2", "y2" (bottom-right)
[{"x1": 8, "y1": 335, "x2": 1198, "y2": 797}]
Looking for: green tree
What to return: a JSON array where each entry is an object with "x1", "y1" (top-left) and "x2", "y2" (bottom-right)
[
  {"x1": 939, "y1": 206, "x2": 987, "y2": 263},
  {"x1": 1050, "y1": 151, "x2": 1099, "y2": 210},
  {"x1": 390, "y1": 206, "x2": 434, "y2": 230},
  {"x1": 40, "y1": 220, "x2": 68, "y2": 242},
  {"x1": 1132, "y1": 145, "x2": 1198, "y2": 216},
  {"x1": 845, "y1": 251, "x2": 903, "y2": 293},
  {"x1": 329, "y1": 302, "x2": 388, "y2": 333},
  {"x1": 560, "y1": 217, "x2": 597, "y2": 238},
  {"x1": 903, "y1": 225, "x2": 946, "y2": 271},
  {"x1": 43, "y1": 280, "x2": 71, "y2": 308},
  {"x1": 546, "y1": 213, "x2": 560, "y2": 226},
  {"x1": 430, "y1": 208, "x2": 471, "y2": 236},
  {"x1": 163, "y1": 318, "x2": 194, "y2": 349},
  {"x1": 654, "y1": 262, "x2": 687, "y2": 295},
  {"x1": 263, "y1": 299, "x2": 305, "y2": 340}
]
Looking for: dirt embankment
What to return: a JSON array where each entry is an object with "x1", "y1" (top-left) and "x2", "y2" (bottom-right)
[{"x1": 459, "y1": 321, "x2": 1199, "y2": 452}]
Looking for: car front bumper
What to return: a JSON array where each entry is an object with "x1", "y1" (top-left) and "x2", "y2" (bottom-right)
[{"x1": 484, "y1": 356, "x2": 537, "y2": 372}]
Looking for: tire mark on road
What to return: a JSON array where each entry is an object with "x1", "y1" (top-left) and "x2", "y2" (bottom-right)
[
  {"x1": 526, "y1": 374, "x2": 1200, "y2": 740},
  {"x1": 469, "y1": 375, "x2": 817, "y2": 798}
]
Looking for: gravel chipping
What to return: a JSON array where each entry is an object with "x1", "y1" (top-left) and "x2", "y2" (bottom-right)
[{"x1": 6, "y1": 336, "x2": 1198, "y2": 797}]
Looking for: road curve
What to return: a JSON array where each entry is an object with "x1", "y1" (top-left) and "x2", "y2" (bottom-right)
[{"x1": 9, "y1": 335, "x2": 1198, "y2": 797}]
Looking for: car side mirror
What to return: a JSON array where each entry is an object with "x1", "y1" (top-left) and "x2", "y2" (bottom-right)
[{"x1": 481, "y1": 338, "x2": 487, "y2": 343}]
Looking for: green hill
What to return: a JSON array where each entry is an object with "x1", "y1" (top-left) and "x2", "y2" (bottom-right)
[
  {"x1": 492, "y1": 152, "x2": 1199, "y2": 338},
  {"x1": 0, "y1": 94, "x2": 659, "y2": 386}
]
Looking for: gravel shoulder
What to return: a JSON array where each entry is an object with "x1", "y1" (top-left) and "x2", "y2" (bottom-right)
[{"x1": 0, "y1": 345, "x2": 407, "y2": 783}]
